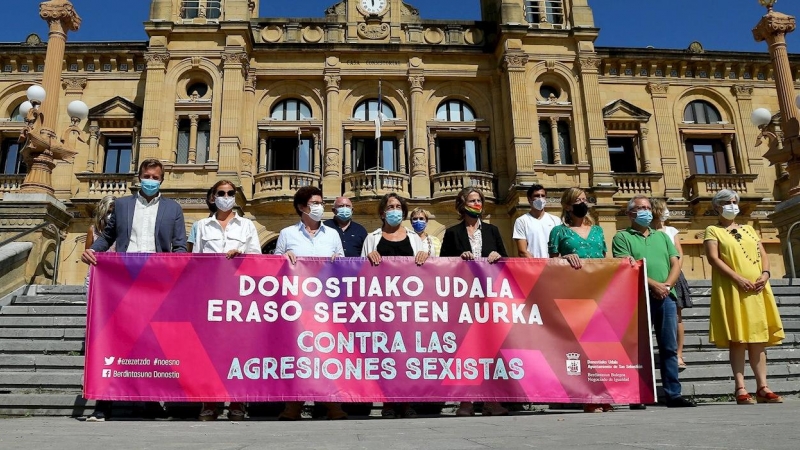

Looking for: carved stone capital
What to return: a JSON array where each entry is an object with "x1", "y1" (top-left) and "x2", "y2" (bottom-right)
[
  {"x1": 88, "y1": 125, "x2": 100, "y2": 138},
  {"x1": 324, "y1": 74, "x2": 341, "y2": 91},
  {"x1": 753, "y1": 10, "x2": 797, "y2": 42},
  {"x1": 732, "y1": 84, "x2": 754, "y2": 98},
  {"x1": 188, "y1": 114, "x2": 200, "y2": 124},
  {"x1": 245, "y1": 69, "x2": 257, "y2": 92},
  {"x1": 640, "y1": 127, "x2": 649, "y2": 138},
  {"x1": 502, "y1": 53, "x2": 528, "y2": 71},
  {"x1": 40, "y1": 0, "x2": 82, "y2": 32},
  {"x1": 408, "y1": 75, "x2": 425, "y2": 92},
  {"x1": 61, "y1": 77, "x2": 87, "y2": 92},
  {"x1": 221, "y1": 52, "x2": 250, "y2": 69},
  {"x1": 144, "y1": 52, "x2": 170, "y2": 68},
  {"x1": 578, "y1": 57, "x2": 601, "y2": 72},
  {"x1": 647, "y1": 82, "x2": 669, "y2": 96}
]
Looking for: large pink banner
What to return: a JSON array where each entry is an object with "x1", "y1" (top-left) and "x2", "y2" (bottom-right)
[{"x1": 84, "y1": 253, "x2": 655, "y2": 403}]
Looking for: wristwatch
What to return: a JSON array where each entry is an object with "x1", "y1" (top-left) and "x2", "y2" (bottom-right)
[{"x1": 762, "y1": 270, "x2": 771, "y2": 279}]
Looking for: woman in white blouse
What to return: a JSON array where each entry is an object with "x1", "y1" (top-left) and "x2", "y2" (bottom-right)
[{"x1": 192, "y1": 180, "x2": 261, "y2": 421}]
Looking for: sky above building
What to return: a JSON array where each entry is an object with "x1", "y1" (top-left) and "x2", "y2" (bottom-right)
[{"x1": 0, "y1": 0, "x2": 798, "y2": 53}]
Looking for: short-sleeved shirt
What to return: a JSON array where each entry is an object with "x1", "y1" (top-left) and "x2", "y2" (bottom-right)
[
  {"x1": 323, "y1": 219, "x2": 368, "y2": 257},
  {"x1": 548, "y1": 224, "x2": 606, "y2": 258},
  {"x1": 513, "y1": 212, "x2": 562, "y2": 258},
  {"x1": 612, "y1": 227, "x2": 679, "y2": 294},
  {"x1": 274, "y1": 222, "x2": 344, "y2": 258}
]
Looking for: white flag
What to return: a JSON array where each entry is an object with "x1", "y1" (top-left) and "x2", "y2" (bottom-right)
[{"x1": 374, "y1": 111, "x2": 386, "y2": 140}]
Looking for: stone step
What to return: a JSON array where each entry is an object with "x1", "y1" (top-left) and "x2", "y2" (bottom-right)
[
  {"x1": 665, "y1": 363, "x2": 800, "y2": 382},
  {"x1": 0, "y1": 394, "x2": 94, "y2": 417},
  {"x1": 682, "y1": 306, "x2": 800, "y2": 318},
  {"x1": 0, "y1": 355, "x2": 84, "y2": 371},
  {"x1": 0, "y1": 305, "x2": 88, "y2": 316},
  {"x1": 681, "y1": 296, "x2": 800, "y2": 307},
  {"x1": 681, "y1": 379, "x2": 800, "y2": 398},
  {"x1": 0, "y1": 328, "x2": 85, "y2": 339},
  {"x1": 0, "y1": 316, "x2": 86, "y2": 327},
  {"x1": 35, "y1": 286, "x2": 87, "y2": 296},
  {"x1": 0, "y1": 339, "x2": 83, "y2": 354},
  {"x1": 0, "y1": 371, "x2": 84, "y2": 390},
  {"x1": 680, "y1": 320, "x2": 800, "y2": 333},
  {"x1": 687, "y1": 280, "x2": 799, "y2": 288},
  {"x1": 10, "y1": 295, "x2": 87, "y2": 306},
  {"x1": 679, "y1": 333, "x2": 800, "y2": 350},
  {"x1": 680, "y1": 348, "x2": 800, "y2": 365}
]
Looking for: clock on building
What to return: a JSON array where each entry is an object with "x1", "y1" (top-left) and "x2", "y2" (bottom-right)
[{"x1": 358, "y1": 0, "x2": 388, "y2": 16}]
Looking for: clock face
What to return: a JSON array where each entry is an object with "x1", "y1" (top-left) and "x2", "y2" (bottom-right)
[{"x1": 360, "y1": 0, "x2": 387, "y2": 15}]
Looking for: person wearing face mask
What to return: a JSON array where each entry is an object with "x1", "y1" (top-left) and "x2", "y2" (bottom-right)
[
  {"x1": 514, "y1": 184, "x2": 562, "y2": 258},
  {"x1": 704, "y1": 190, "x2": 784, "y2": 405},
  {"x1": 440, "y1": 187, "x2": 508, "y2": 418},
  {"x1": 274, "y1": 186, "x2": 347, "y2": 421},
  {"x1": 612, "y1": 195, "x2": 695, "y2": 408},
  {"x1": 192, "y1": 181, "x2": 260, "y2": 421},
  {"x1": 81, "y1": 159, "x2": 187, "y2": 421},
  {"x1": 650, "y1": 198, "x2": 693, "y2": 371},
  {"x1": 187, "y1": 187, "x2": 218, "y2": 253},
  {"x1": 323, "y1": 196, "x2": 368, "y2": 257},
  {"x1": 409, "y1": 207, "x2": 441, "y2": 257}
]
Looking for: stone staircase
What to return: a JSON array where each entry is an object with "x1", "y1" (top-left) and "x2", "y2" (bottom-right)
[{"x1": 0, "y1": 280, "x2": 798, "y2": 416}]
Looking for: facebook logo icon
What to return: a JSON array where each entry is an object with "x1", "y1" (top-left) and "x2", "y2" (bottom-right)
[{"x1": 102, "y1": 369, "x2": 111, "y2": 378}]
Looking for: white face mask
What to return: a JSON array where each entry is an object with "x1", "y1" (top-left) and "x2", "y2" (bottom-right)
[
  {"x1": 532, "y1": 198, "x2": 547, "y2": 211},
  {"x1": 215, "y1": 196, "x2": 236, "y2": 212},
  {"x1": 721, "y1": 204, "x2": 739, "y2": 220},
  {"x1": 306, "y1": 204, "x2": 325, "y2": 222},
  {"x1": 662, "y1": 209, "x2": 670, "y2": 221}
]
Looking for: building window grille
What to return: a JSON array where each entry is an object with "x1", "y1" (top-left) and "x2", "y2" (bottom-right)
[{"x1": 525, "y1": 0, "x2": 565, "y2": 26}]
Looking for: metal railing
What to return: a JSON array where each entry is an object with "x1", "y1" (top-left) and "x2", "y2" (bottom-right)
[
  {"x1": 0, "y1": 222, "x2": 62, "y2": 285},
  {"x1": 788, "y1": 220, "x2": 800, "y2": 284}
]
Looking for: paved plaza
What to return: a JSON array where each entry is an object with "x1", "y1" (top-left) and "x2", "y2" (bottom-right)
[{"x1": 1, "y1": 400, "x2": 797, "y2": 450}]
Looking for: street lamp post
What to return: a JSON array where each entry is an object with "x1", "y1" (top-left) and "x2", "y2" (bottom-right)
[
  {"x1": 752, "y1": 0, "x2": 800, "y2": 278},
  {"x1": 18, "y1": 0, "x2": 85, "y2": 197}
]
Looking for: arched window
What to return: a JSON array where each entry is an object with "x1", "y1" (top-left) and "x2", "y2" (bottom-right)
[
  {"x1": 271, "y1": 99, "x2": 312, "y2": 121},
  {"x1": 436, "y1": 100, "x2": 476, "y2": 122},
  {"x1": 10, "y1": 103, "x2": 24, "y2": 122},
  {"x1": 354, "y1": 99, "x2": 395, "y2": 121},
  {"x1": 684, "y1": 100, "x2": 722, "y2": 124}
]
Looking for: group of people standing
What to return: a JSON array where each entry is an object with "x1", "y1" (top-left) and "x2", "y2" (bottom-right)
[{"x1": 80, "y1": 159, "x2": 785, "y2": 421}]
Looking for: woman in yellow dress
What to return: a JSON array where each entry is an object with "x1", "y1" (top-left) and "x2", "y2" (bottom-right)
[{"x1": 704, "y1": 189, "x2": 784, "y2": 405}]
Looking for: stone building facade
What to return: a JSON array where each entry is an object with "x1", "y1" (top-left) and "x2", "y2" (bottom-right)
[{"x1": 0, "y1": 0, "x2": 795, "y2": 285}]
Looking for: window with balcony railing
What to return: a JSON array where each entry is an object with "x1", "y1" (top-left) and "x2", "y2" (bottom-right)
[
  {"x1": 271, "y1": 99, "x2": 312, "y2": 121},
  {"x1": 686, "y1": 139, "x2": 728, "y2": 175},
  {"x1": 352, "y1": 138, "x2": 397, "y2": 172},
  {"x1": 525, "y1": 0, "x2": 565, "y2": 26},
  {"x1": 437, "y1": 138, "x2": 482, "y2": 172},
  {"x1": 608, "y1": 137, "x2": 638, "y2": 173},
  {"x1": 264, "y1": 137, "x2": 313, "y2": 172},
  {"x1": 103, "y1": 136, "x2": 133, "y2": 174},
  {"x1": 1, "y1": 139, "x2": 26, "y2": 174}
]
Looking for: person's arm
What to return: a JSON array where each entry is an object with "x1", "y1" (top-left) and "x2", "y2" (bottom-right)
[
  {"x1": 703, "y1": 227, "x2": 756, "y2": 292},
  {"x1": 274, "y1": 230, "x2": 287, "y2": 255},
  {"x1": 673, "y1": 235, "x2": 684, "y2": 269},
  {"x1": 665, "y1": 256, "x2": 681, "y2": 288},
  {"x1": 171, "y1": 206, "x2": 188, "y2": 253},
  {"x1": 512, "y1": 218, "x2": 532, "y2": 258},
  {"x1": 611, "y1": 232, "x2": 631, "y2": 259},
  {"x1": 439, "y1": 228, "x2": 457, "y2": 257},
  {"x1": 85, "y1": 226, "x2": 94, "y2": 251},
  {"x1": 244, "y1": 221, "x2": 262, "y2": 255},
  {"x1": 515, "y1": 239, "x2": 532, "y2": 258}
]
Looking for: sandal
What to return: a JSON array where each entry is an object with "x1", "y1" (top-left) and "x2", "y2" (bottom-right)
[
  {"x1": 678, "y1": 357, "x2": 687, "y2": 372},
  {"x1": 583, "y1": 404, "x2": 603, "y2": 413},
  {"x1": 482, "y1": 402, "x2": 509, "y2": 416},
  {"x1": 228, "y1": 403, "x2": 246, "y2": 421},
  {"x1": 735, "y1": 387, "x2": 755, "y2": 405},
  {"x1": 601, "y1": 404, "x2": 614, "y2": 412},
  {"x1": 455, "y1": 402, "x2": 475, "y2": 417},
  {"x1": 756, "y1": 386, "x2": 783, "y2": 404},
  {"x1": 199, "y1": 408, "x2": 217, "y2": 421},
  {"x1": 381, "y1": 408, "x2": 397, "y2": 419},
  {"x1": 401, "y1": 406, "x2": 418, "y2": 418}
]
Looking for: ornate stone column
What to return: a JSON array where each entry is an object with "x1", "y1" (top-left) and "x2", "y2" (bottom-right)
[
  {"x1": 398, "y1": 134, "x2": 407, "y2": 173},
  {"x1": 648, "y1": 82, "x2": 684, "y2": 199},
  {"x1": 218, "y1": 51, "x2": 249, "y2": 178},
  {"x1": 86, "y1": 123, "x2": 100, "y2": 172},
  {"x1": 322, "y1": 65, "x2": 342, "y2": 197},
  {"x1": 258, "y1": 137, "x2": 267, "y2": 173},
  {"x1": 502, "y1": 50, "x2": 536, "y2": 184},
  {"x1": 139, "y1": 51, "x2": 170, "y2": 161},
  {"x1": 312, "y1": 132, "x2": 321, "y2": 174},
  {"x1": 639, "y1": 125, "x2": 651, "y2": 172},
  {"x1": 240, "y1": 69, "x2": 257, "y2": 197},
  {"x1": 428, "y1": 132, "x2": 437, "y2": 175},
  {"x1": 188, "y1": 114, "x2": 199, "y2": 164},
  {"x1": 408, "y1": 73, "x2": 430, "y2": 197},
  {"x1": 343, "y1": 131, "x2": 352, "y2": 174},
  {"x1": 549, "y1": 116, "x2": 561, "y2": 164},
  {"x1": 578, "y1": 56, "x2": 614, "y2": 187},
  {"x1": 722, "y1": 134, "x2": 737, "y2": 174}
]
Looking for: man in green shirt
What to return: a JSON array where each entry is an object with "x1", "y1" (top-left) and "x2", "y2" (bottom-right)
[{"x1": 612, "y1": 195, "x2": 696, "y2": 408}]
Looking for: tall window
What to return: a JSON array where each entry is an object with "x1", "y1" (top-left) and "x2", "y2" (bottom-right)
[
  {"x1": 686, "y1": 139, "x2": 727, "y2": 175},
  {"x1": 1, "y1": 139, "x2": 26, "y2": 174},
  {"x1": 354, "y1": 99, "x2": 396, "y2": 121},
  {"x1": 608, "y1": 137, "x2": 638, "y2": 172},
  {"x1": 271, "y1": 99, "x2": 312, "y2": 121},
  {"x1": 196, "y1": 120, "x2": 210, "y2": 163},
  {"x1": 176, "y1": 119, "x2": 191, "y2": 163},
  {"x1": 175, "y1": 117, "x2": 210, "y2": 164},
  {"x1": 103, "y1": 137, "x2": 133, "y2": 173},
  {"x1": 268, "y1": 137, "x2": 313, "y2": 172},
  {"x1": 557, "y1": 121, "x2": 572, "y2": 164},
  {"x1": 684, "y1": 100, "x2": 722, "y2": 124},
  {"x1": 352, "y1": 138, "x2": 397, "y2": 172},
  {"x1": 436, "y1": 100, "x2": 475, "y2": 121},
  {"x1": 525, "y1": 0, "x2": 564, "y2": 25},
  {"x1": 437, "y1": 138, "x2": 481, "y2": 172},
  {"x1": 206, "y1": 0, "x2": 222, "y2": 19},
  {"x1": 181, "y1": 0, "x2": 200, "y2": 19},
  {"x1": 538, "y1": 119, "x2": 572, "y2": 164},
  {"x1": 539, "y1": 120, "x2": 553, "y2": 163}
]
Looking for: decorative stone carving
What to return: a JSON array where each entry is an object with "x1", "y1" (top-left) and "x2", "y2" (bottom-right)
[
  {"x1": 303, "y1": 26, "x2": 324, "y2": 43},
  {"x1": 464, "y1": 28, "x2": 484, "y2": 45},
  {"x1": 753, "y1": 10, "x2": 797, "y2": 41},
  {"x1": 143, "y1": 52, "x2": 170, "y2": 68},
  {"x1": 40, "y1": 0, "x2": 82, "y2": 30},
  {"x1": 647, "y1": 82, "x2": 669, "y2": 95},
  {"x1": 423, "y1": 27, "x2": 444, "y2": 44},
  {"x1": 261, "y1": 25, "x2": 283, "y2": 43},
  {"x1": 578, "y1": 57, "x2": 600, "y2": 71},
  {"x1": 503, "y1": 54, "x2": 528, "y2": 71},
  {"x1": 324, "y1": 75, "x2": 341, "y2": 91},
  {"x1": 221, "y1": 52, "x2": 249, "y2": 68},
  {"x1": 732, "y1": 85, "x2": 754, "y2": 98},
  {"x1": 408, "y1": 75, "x2": 424, "y2": 91},
  {"x1": 400, "y1": 2, "x2": 420, "y2": 17},
  {"x1": 61, "y1": 77, "x2": 87, "y2": 92},
  {"x1": 24, "y1": 33, "x2": 43, "y2": 46},
  {"x1": 411, "y1": 151, "x2": 427, "y2": 176},
  {"x1": 324, "y1": 149, "x2": 339, "y2": 176},
  {"x1": 325, "y1": 1, "x2": 346, "y2": 16},
  {"x1": 245, "y1": 69, "x2": 257, "y2": 92},
  {"x1": 357, "y1": 23, "x2": 390, "y2": 40}
]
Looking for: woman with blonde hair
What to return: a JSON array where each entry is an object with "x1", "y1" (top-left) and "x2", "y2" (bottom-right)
[
  {"x1": 84, "y1": 195, "x2": 116, "y2": 289},
  {"x1": 548, "y1": 187, "x2": 610, "y2": 413},
  {"x1": 704, "y1": 189, "x2": 784, "y2": 404},
  {"x1": 651, "y1": 198, "x2": 692, "y2": 371},
  {"x1": 409, "y1": 207, "x2": 441, "y2": 257}
]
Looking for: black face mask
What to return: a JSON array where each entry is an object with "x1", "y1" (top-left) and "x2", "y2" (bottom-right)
[{"x1": 571, "y1": 202, "x2": 589, "y2": 218}]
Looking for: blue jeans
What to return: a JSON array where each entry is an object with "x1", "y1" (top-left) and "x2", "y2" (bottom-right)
[{"x1": 651, "y1": 294, "x2": 681, "y2": 400}]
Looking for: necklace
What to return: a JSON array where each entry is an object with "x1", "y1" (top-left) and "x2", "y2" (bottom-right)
[{"x1": 727, "y1": 226, "x2": 761, "y2": 265}]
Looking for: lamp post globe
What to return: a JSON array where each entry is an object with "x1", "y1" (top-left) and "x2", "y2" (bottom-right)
[
  {"x1": 18, "y1": 101, "x2": 33, "y2": 117},
  {"x1": 26, "y1": 85, "x2": 46, "y2": 104},
  {"x1": 751, "y1": 108, "x2": 773, "y2": 127},
  {"x1": 66, "y1": 100, "x2": 89, "y2": 121}
]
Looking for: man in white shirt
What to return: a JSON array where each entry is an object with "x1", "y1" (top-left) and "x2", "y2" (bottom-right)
[{"x1": 513, "y1": 184, "x2": 562, "y2": 258}]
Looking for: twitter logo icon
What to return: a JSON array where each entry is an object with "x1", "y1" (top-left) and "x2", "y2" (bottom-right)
[{"x1": 104, "y1": 357, "x2": 115, "y2": 366}]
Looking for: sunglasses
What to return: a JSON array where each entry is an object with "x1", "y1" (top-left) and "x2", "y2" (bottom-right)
[
  {"x1": 729, "y1": 229, "x2": 742, "y2": 242},
  {"x1": 216, "y1": 190, "x2": 236, "y2": 197}
]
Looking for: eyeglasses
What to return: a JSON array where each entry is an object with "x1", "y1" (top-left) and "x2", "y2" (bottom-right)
[
  {"x1": 730, "y1": 229, "x2": 742, "y2": 241},
  {"x1": 216, "y1": 190, "x2": 236, "y2": 197},
  {"x1": 411, "y1": 217, "x2": 426, "y2": 223}
]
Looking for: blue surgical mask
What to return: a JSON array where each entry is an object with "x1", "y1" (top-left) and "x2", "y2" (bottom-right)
[
  {"x1": 385, "y1": 210, "x2": 403, "y2": 227},
  {"x1": 412, "y1": 220, "x2": 427, "y2": 233},
  {"x1": 140, "y1": 179, "x2": 161, "y2": 197},
  {"x1": 335, "y1": 207, "x2": 353, "y2": 222},
  {"x1": 635, "y1": 210, "x2": 653, "y2": 227}
]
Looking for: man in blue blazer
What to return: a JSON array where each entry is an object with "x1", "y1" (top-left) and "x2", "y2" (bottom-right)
[{"x1": 81, "y1": 158, "x2": 187, "y2": 260}]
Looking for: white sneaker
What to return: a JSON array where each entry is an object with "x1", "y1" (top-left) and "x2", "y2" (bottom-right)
[{"x1": 86, "y1": 411, "x2": 106, "y2": 422}]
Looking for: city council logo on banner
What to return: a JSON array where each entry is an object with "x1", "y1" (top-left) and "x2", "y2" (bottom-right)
[{"x1": 566, "y1": 353, "x2": 581, "y2": 376}]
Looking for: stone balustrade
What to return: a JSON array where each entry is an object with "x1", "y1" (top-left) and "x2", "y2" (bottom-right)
[
  {"x1": 343, "y1": 171, "x2": 410, "y2": 199},
  {"x1": 0, "y1": 174, "x2": 24, "y2": 199},
  {"x1": 612, "y1": 172, "x2": 663, "y2": 197},
  {"x1": 73, "y1": 173, "x2": 136, "y2": 200},
  {"x1": 253, "y1": 171, "x2": 321, "y2": 200},
  {"x1": 685, "y1": 174, "x2": 758, "y2": 201},
  {"x1": 431, "y1": 171, "x2": 495, "y2": 200}
]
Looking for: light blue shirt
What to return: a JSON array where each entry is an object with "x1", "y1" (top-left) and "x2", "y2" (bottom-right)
[{"x1": 274, "y1": 222, "x2": 344, "y2": 257}]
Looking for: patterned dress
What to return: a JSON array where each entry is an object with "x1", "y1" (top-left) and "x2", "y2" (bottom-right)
[{"x1": 548, "y1": 224, "x2": 606, "y2": 258}]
